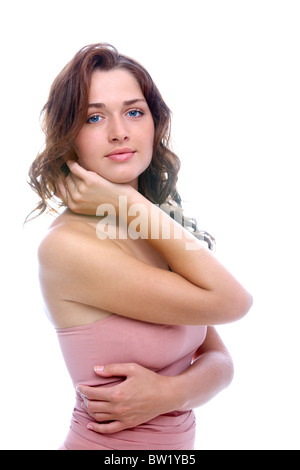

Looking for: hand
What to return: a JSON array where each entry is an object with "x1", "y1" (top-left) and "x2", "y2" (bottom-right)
[
  {"x1": 76, "y1": 363, "x2": 176, "y2": 434},
  {"x1": 56, "y1": 161, "x2": 135, "y2": 215}
]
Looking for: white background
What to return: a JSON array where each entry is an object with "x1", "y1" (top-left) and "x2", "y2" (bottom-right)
[{"x1": 0, "y1": 0, "x2": 299, "y2": 450}]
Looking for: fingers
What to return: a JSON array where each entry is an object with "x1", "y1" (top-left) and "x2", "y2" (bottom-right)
[
  {"x1": 67, "y1": 160, "x2": 111, "y2": 189},
  {"x1": 77, "y1": 384, "x2": 112, "y2": 402},
  {"x1": 55, "y1": 180, "x2": 67, "y2": 202},
  {"x1": 76, "y1": 363, "x2": 142, "y2": 435},
  {"x1": 75, "y1": 363, "x2": 151, "y2": 435},
  {"x1": 56, "y1": 169, "x2": 86, "y2": 208},
  {"x1": 76, "y1": 363, "x2": 140, "y2": 401},
  {"x1": 67, "y1": 160, "x2": 91, "y2": 181},
  {"x1": 81, "y1": 397, "x2": 123, "y2": 422},
  {"x1": 55, "y1": 170, "x2": 78, "y2": 201},
  {"x1": 94, "y1": 363, "x2": 138, "y2": 378},
  {"x1": 87, "y1": 420, "x2": 127, "y2": 434}
]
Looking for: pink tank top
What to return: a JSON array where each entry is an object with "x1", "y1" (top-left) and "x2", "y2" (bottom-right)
[{"x1": 56, "y1": 314, "x2": 207, "y2": 450}]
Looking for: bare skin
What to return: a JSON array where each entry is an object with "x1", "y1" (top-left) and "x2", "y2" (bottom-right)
[
  {"x1": 39, "y1": 163, "x2": 249, "y2": 433},
  {"x1": 77, "y1": 327, "x2": 234, "y2": 434},
  {"x1": 40, "y1": 167, "x2": 252, "y2": 328},
  {"x1": 38, "y1": 68, "x2": 252, "y2": 434}
]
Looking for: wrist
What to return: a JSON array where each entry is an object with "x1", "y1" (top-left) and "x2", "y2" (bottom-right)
[
  {"x1": 115, "y1": 189, "x2": 152, "y2": 232},
  {"x1": 159, "y1": 374, "x2": 188, "y2": 414}
]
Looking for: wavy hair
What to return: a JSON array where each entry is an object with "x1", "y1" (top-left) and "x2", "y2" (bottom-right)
[{"x1": 27, "y1": 43, "x2": 215, "y2": 249}]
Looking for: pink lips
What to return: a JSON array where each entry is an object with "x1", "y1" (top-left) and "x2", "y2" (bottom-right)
[{"x1": 105, "y1": 148, "x2": 135, "y2": 162}]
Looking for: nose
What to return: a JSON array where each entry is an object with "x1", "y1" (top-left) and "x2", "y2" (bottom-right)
[{"x1": 108, "y1": 116, "x2": 129, "y2": 143}]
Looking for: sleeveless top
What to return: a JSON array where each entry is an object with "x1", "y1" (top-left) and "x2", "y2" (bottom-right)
[{"x1": 56, "y1": 314, "x2": 207, "y2": 450}]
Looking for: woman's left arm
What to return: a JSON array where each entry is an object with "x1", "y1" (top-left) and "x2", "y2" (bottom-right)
[
  {"x1": 173, "y1": 326, "x2": 234, "y2": 412},
  {"x1": 77, "y1": 327, "x2": 234, "y2": 434}
]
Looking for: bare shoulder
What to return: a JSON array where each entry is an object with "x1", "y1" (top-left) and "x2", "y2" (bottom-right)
[
  {"x1": 37, "y1": 214, "x2": 123, "y2": 328},
  {"x1": 37, "y1": 212, "x2": 222, "y2": 326},
  {"x1": 37, "y1": 213, "x2": 182, "y2": 325},
  {"x1": 38, "y1": 215, "x2": 121, "y2": 270}
]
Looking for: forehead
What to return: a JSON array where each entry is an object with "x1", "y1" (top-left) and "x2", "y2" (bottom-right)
[{"x1": 89, "y1": 68, "x2": 144, "y2": 103}]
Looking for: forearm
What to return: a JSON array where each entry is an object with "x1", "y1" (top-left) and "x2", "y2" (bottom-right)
[
  {"x1": 79, "y1": 328, "x2": 234, "y2": 433},
  {"x1": 61, "y1": 163, "x2": 253, "y2": 324},
  {"x1": 128, "y1": 191, "x2": 252, "y2": 322},
  {"x1": 167, "y1": 350, "x2": 234, "y2": 412},
  {"x1": 159, "y1": 327, "x2": 235, "y2": 413},
  {"x1": 81, "y1": 353, "x2": 234, "y2": 434}
]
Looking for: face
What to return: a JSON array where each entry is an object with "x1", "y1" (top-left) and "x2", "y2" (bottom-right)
[{"x1": 75, "y1": 68, "x2": 155, "y2": 189}]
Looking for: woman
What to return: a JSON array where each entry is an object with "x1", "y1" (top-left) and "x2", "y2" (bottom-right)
[{"x1": 28, "y1": 43, "x2": 252, "y2": 450}]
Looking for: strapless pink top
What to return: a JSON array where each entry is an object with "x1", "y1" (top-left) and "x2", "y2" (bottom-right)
[{"x1": 56, "y1": 314, "x2": 207, "y2": 450}]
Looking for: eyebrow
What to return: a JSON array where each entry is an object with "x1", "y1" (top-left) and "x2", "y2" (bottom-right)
[{"x1": 88, "y1": 98, "x2": 147, "y2": 109}]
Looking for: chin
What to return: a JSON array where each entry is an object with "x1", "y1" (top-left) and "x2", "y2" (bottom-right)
[
  {"x1": 80, "y1": 160, "x2": 149, "y2": 187},
  {"x1": 94, "y1": 169, "x2": 138, "y2": 186},
  {"x1": 99, "y1": 165, "x2": 148, "y2": 186},
  {"x1": 106, "y1": 175, "x2": 138, "y2": 186}
]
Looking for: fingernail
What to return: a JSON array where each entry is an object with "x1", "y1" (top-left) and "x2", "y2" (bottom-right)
[
  {"x1": 87, "y1": 424, "x2": 94, "y2": 431},
  {"x1": 94, "y1": 365, "x2": 104, "y2": 373}
]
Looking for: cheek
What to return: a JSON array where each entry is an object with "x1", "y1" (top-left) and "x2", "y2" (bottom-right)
[
  {"x1": 145, "y1": 122, "x2": 155, "y2": 153},
  {"x1": 74, "y1": 133, "x2": 85, "y2": 157},
  {"x1": 74, "y1": 133, "x2": 95, "y2": 163}
]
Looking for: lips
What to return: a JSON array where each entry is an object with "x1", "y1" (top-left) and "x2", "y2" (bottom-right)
[{"x1": 105, "y1": 148, "x2": 136, "y2": 162}]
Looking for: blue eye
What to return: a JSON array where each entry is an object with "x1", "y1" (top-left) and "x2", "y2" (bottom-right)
[
  {"x1": 127, "y1": 109, "x2": 144, "y2": 118},
  {"x1": 87, "y1": 115, "x2": 102, "y2": 124}
]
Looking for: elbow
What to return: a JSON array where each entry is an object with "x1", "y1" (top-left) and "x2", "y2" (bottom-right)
[
  {"x1": 225, "y1": 351, "x2": 235, "y2": 388},
  {"x1": 229, "y1": 289, "x2": 253, "y2": 322},
  {"x1": 237, "y1": 289, "x2": 253, "y2": 319},
  {"x1": 214, "y1": 289, "x2": 253, "y2": 325}
]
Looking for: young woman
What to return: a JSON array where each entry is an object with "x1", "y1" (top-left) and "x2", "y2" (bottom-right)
[{"x1": 28, "y1": 43, "x2": 252, "y2": 450}]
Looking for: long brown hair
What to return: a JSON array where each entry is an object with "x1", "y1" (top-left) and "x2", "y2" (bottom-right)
[{"x1": 27, "y1": 43, "x2": 215, "y2": 249}]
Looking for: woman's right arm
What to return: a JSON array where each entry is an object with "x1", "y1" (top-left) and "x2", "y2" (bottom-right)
[
  {"x1": 43, "y1": 162, "x2": 252, "y2": 326},
  {"x1": 129, "y1": 191, "x2": 253, "y2": 324}
]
